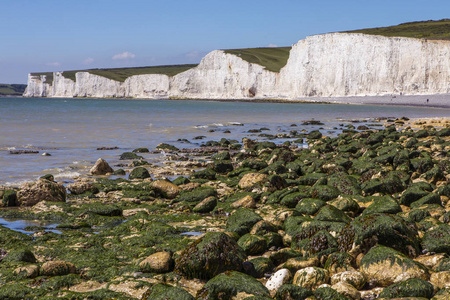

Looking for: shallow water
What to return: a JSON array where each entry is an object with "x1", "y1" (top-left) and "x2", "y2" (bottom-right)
[
  {"x1": 0, "y1": 217, "x2": 61, "y2": 235},
  {"x1": 1, "y1": 97, "x2": 450, "y2": 186}
]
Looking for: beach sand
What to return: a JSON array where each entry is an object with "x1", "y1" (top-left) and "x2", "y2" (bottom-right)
[{"x1": 298, "y1": 93, "x2": 450, "y2": 108}]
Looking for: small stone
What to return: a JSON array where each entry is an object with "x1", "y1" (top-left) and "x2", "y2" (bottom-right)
[
  {"x1": 139, "y1": 251, "x2": 173, "y2": 273},
  {"x1": 151, "y1": 180, "x2": 180, "y2": 199},
  {"x1": 292, "y1": 267, "x2": 330, "y2": 290},
  {"x1": 331, "y1": 270, "x2": 366, "y2": 290},
  {"x1": 331, "y1": 281, "x2": 361, "y2": 300},
  {"x1": 41, "y1": 261, "x2": 76, "y2": 276},
  {"x1": 265, "y1": 268, "x2": 291, "y2": 295},
  {"x1": 239, "y1": 173, "x2": 268, "y2": 189},
  {"x1": 90, "y1": 158, "x2": 114, "y2": 175},
  {"x1": 41, "y1": 152, "x2": 51, "y2": 156},
  {"x1": 13, "y1": 265, "x2": 39, "y2": 278},
  {"x1": 430, "y1": 271, "x2": 450, "y2": 289},
  {"x1": 231, "y1": 195, "x2": 256, "y2": 208}
]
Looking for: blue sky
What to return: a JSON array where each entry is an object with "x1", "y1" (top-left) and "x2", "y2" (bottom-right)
[{"x1": 1, "y1": 0, "x2": 448, "y2": 83}]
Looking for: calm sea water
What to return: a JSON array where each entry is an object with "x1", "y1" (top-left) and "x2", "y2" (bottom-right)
[{"x1": 1, "y1": 97, "x2": 450, "y2": 186}]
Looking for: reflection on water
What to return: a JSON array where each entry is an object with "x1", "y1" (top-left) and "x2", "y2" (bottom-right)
[{"x1": 0, "y1": 217, "x2": 61, "y2": 235}]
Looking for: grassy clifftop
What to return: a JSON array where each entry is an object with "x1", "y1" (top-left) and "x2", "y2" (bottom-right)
[
  {"x1": 0, "y1": 84, "x2": 27, "y2": 96},
  {"x1": 345, "y1": 19, "x2": 450, "y2": 40},
  {"x1": 224, "y1": 47, "x2": 291, "y2": 72}
]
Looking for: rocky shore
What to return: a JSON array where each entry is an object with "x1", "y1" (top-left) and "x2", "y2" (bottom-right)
[{"x1": 1, "y1": 117, "x2": 450, "y2": 299}]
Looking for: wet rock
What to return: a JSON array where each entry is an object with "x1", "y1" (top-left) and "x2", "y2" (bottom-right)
[
  {"x1": 226, "y1": 208, "x2": 263, "y2": 236},
  {"x1": 156, "y1": 143, "x2": 179, "y2": 151},
  {"x1": 119, "y1": 152, "x2": 143, "y2": 160},
  {"x1": 129, "y1": 166, "x2": 151, "y2": 180},
  {"x1": 175, "y1": 232, "x2": 246, "y2": 280},
  {"x1": 193, "y1": 196, "x2": 217, "y2": 213},
  {"x1": 41, "y1": 261, "x2": 76, "y2": 276},
  {"x1": 18, "y1": 178, "x2": 66, "y2": 206},
  {"x1": 90, "y1": 158, "x2": 114, "y2": 175},
  {"x1": 2, "y1": 189, "x2": 18, "y2": 207},
  {"x1": 265, "y1": 268, "x2": 291, "y2": 296},
  {"x1": 378, "y1": 278, "x2": 434, "y2": 298},
  {"x1": 142, "y1": 283, "x2": 194, "y2": 300},
  {"x1": 274, "y1": 284, "x2": 313, "y2": 300},
  {"x1": 197, "y1": 271, "x2": 270, "y2": 299},
  {"x1": 331, "y1": 281, "x2": 360, "y2": 300},
  {"x1": 139, "y1": 251, "x2": 173, "y2": 273},
  {"x1": 237, "y1": 234, "x2": 267, "y2": 255},
  {"x1": 330, "y1": 270, "x2": 366, "y2": 290},
  {"x1": 151, "y1": 180, "x2": 180, "y2": 199},
  {"x1": 132, "y1": 147, "x2": 149, "y2": 153},
  {"x1": 9, "y1": 150, "x2": 39, "y2": 154},
  {"x1": 13, "y1": 265, "x2": 39, "y2": 278},
  {"x1": 360, "y1": 245, "x2": 429, "y2": 287},
  {"x1": 430, "y1": 271, "x2": 450, "y2": 289},
  {"x1": 67, "y1": 178, "x2": 99, "y2": 195},
  {"x1": 292, "y1": 267, "x2": 330, "y2": 290},
  {"x1": 239, "y1": 173, "x2": 268, "y2": 189},
  {"x1": 231, "y1": 195, "x2": 256, "y2": 209}
]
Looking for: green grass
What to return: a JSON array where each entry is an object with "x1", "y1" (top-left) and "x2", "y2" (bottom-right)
[
  {"x1": 62, "y1": 64, "x2": 198, "y2": 82},
  {"x1": 30, "y1": 72, "x2": 54, "y2": 84},
  {"x1": 0, "y1": 84, "x2": 27, "y2": 96},
  {"x1": 344, "y1": 19, "x2": 450, "y2": 40},
  {"x1": 224, "y1": 47, "x2": 291, "y2": 72}
]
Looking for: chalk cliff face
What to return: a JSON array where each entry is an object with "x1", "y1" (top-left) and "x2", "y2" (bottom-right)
[
  {"x1": 278, "y1": 33, "x2": 450, "y2": 97},
  {"x1": 24, "y1": 33, "x2": 450, "y2": 99}
]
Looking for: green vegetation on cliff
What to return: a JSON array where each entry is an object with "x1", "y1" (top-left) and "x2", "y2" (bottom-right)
[
  {"x1": 345, "y1": 19, "x2": 450, "y2": 40},
  {"x1": 224, "y1": 47, "x2": 291, "y2": 72},
  {"x1": 0, "y1": 84, "x2": 27, "y2": 96},
  {"x1": 29, "y1": 72, "x2": 53, "y2": 84}
]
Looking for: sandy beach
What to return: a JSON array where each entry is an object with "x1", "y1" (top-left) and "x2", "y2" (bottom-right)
[{"x1": 303, "y1": 93, "x2": 450, "y2": 108}]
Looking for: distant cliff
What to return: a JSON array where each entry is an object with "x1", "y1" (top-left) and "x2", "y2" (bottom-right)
[{"x1": 24, "y1": 33, "x2": 450, "y2": 99}]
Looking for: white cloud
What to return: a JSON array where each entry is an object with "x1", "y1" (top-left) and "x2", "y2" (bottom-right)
[
  {"x1": 46, "y1": 62, "x2": 61, "y2": 67},
  {"x1": 112, "y1": 51, "x2": 136, "y2": 60},
  {"x1": 267, "y1": 43, "x2": 278, "y2": 48},
  {"x1": 83, "y1": 57, "x2": 94, "y2": 65}
]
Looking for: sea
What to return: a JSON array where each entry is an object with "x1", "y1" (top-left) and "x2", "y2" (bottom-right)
[{"x1": 1, "y1": 97, "x2": 450, "y2": 187}]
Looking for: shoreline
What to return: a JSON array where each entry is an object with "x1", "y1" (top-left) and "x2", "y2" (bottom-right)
[{"x1": 15, "y1": 93, "x2": 450, "y2": 108}]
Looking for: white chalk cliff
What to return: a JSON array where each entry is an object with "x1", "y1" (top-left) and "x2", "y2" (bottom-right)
[{"x1": 24, "y1": 33, "x2": 450, "y2": 99}]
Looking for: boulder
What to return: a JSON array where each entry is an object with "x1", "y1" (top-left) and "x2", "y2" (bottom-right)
[
  {"x1": 274, "y1": 284, "x2": 313, "y2": 300},
  {"x1": 2, "y1": 189, "x2": 18, "y2": 207},
  {"x1": 378, "y1": 278, "x2": 434, "y2": 298},
  {"x1": 151, "y1": 180, "x2": 180, "y2": 199},
  {"x1": 67, "y1": 178, "x2": 99, "y2": 195},
  {"x1": 128, "y1": 166, "x2": 151, "y2": 180},
  {"x1": 239, "y1": 173, "x2": 268, "y2": 189},
  {"x1": 330, "y1": 270, "x2": 366, "y2": 290},
  {"x1": 265, "y1": 269, "x2": 291, "y2": 296},
  {"x1": 237, "y1": 234, "x2": 267, "y2": 255},
  {"x1": 421, "y1": 224, "x2": 450, "y2": 255},
  {"x1": 175, "y1": 232, "x2": 246, "y2": 280},
  {"x1": 17, "y1": 178, "x2": 66, "y2": 206},
  {"x1": 192, "y1": 196, "x2": 217, "y2": 213},
  {"x1": 13, "y1": 265, "x2": 39, "y2": 278},
  {"x1": 139, "y1": 251, "x2": 173, "y2": 273},
  {"x1": 292, "y1": 267, "x2": 330, "y2": 290},
  {"x1": 331, "y1": 281, "x2": 360, "y2": 300},
  {"x1": 41, "y1": 261, "x2": 76, "y2": 276},
  {"x1": 90, "y1": 158, "x2": 114, "y2": 175},
  {"x1": 231, "y1": 195, "x2": 256, "y2": 208},
  {"x1": 226, "y1": 208, "x2": 262, "y2": 236},
  {"x1": 360, "y1": 245, "x2": 429, "y2": 287},
  {"x1": 142, "y1": 283, "x2": 194, "y2": 300},
  {"x1": 430, "y1": 271, "x2": 450, "y2": 289},
  {"x1": 197, "y1": 271, "x2": 270, "y2": 299}
]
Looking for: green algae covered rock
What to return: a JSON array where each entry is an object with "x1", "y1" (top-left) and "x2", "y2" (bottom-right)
[
  {"x1": 175, "y1": 232, "x2": 246, "y2": 280},
  {"x1": 378, "y1": 278, "x2": 434, "y2": 298},
  {"x1": 314, "y1": 286, "x2": 350, "y2": 300},
  {"x1": 226, "y1": 208, "x2": 262, "y2": 236},
  {"x1": 311, "y1": 185, "x2": 340, "y2": 202},
  {"x1": 3, "y1": 249, "x2": 36, "y2": 263},
  {"x1": 128, "y1": 166, "x2": 151, "y2": 180},
  {"x1": 176, "y1": 186, "x2": 217, "y2": 203},
  {"x1": 360, "y1": 245, "x2": 429, "y2": 287},
  {"x1": 421, "y1": 224, "x2": 450, "y2": 255},
  {"x1": 328, "y1": 175, "x2": 362, "y2": 196},
  {"x1": 119, "y1": 151, "x2": 143, "y2": 160},
  {"x1": 295, "y1": 198, "x2": 326, "y2": 216},
  {"x1": 314, "y1": 205, "x2": 351, "y2": 223},
  {"x1": 237, "y1": 234, "x2": 268, "y2": 255},
  {"x1": 361, "y1": 195, "x2": 401, "y2": 216},
  {"x1": 156, "y1": 143, "x2": 179, "y2": 151},
  {"x1": 142, "y1": 283, "x2": 194, "y2": 300},
  {"x1": 2, "y1": 189, "x2": 18, "y2": 207},
  {"x1": 197, "y1": 271, "x2": 270, "y2": 300},
  {"x1": 249, "y1": 257, "x2": 274, "y2": 278},
  {"x1": 338, "y1": 213, "x2": 420, "y2": 256},
  {"x1": 292, "y1": 267, "x2": 329, "y2": 290},
  {"x1": 191, "y1": 168, "x2": 216, "y2": 180},
  {"x1": 274, "y1": 284, "x2": 313, "y2": 300}
]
